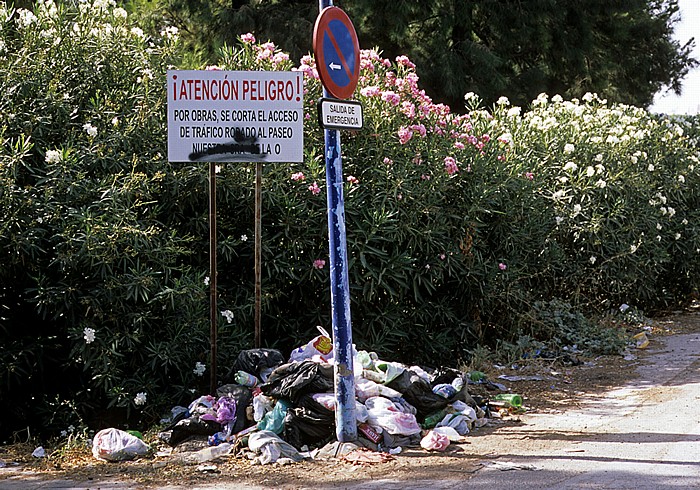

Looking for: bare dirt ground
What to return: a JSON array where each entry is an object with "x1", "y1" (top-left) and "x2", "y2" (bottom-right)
[{"x1": 1, "y1": 305, "x2": 698, "y2": 489}]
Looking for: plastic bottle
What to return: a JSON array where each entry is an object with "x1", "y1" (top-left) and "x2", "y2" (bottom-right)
[
  {"x1": 492, "y1": 393, "x2": 523, "y2": 408},
  {"x1": 234, "y1": 370, "x2": 259, "y2": 387},
  {"x1": 187, "y1": 442, "x2": 232, "y2": 463}
]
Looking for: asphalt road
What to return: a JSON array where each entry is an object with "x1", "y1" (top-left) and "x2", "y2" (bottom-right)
[{"x1": 458, "y1": 326, "x2": 700, "y2": 489}]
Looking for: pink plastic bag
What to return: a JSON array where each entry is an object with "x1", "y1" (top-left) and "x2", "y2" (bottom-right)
[
  {"x1": 364, "y1": 396, "x2": 422, "y2": 435},
  {"x1": 420, "y1": 430, "x2": 450, "y2": 452}
]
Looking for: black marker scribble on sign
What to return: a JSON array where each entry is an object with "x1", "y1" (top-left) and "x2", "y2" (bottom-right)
[{"x1": 188, "y1": 131, "x2": 268, "y2": 162}]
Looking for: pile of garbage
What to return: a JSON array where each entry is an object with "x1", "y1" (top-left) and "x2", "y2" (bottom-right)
[{"x1": 92, "y1": 328, "x2": 524, "y2": 464}]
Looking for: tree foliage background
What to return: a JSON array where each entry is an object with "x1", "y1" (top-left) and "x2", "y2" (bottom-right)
[{"x1": 140, "y1": 0, "x2": 698, "y2": 109}]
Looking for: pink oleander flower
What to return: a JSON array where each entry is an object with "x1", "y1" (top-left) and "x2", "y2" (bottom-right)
[
  {"x1": 256, "y1": 48, "x2": 272, "y2": 60},
  {"x1": 444, "y1": 156, "x2": 459, "y2": 175},
  {"x1": 497, "y1": 155, "x2": 506, "y2": 161},
  {"x1": 360, "y1": 86, "x2": 381, "y2": 97},
  {"x1": 413, "y1": 154, "x2": 423, "y2": 165},
  {"x1": 383, "y1": 157, "x2": 394, "y2": 165},
  {"x1": 360, "y1": 57, "x2": 376, "y2": 71},
  {"x1": 401, "y1": 101, "x2": 416, "y2": 118},
  {"x1": 291, "y1": 172, "x2": 305, "y2": 181},
  {"x1": 240, "y1": 33, "x2": 256, "y2": 43},
  {"x1": 398, "y1": 126, "x2": 413, "y2": 144},
  {"x1": 347, "y1": 175, "x2": 359, "y2": 184},
  {"x1": 499, "y1": 262, "x2": 507, "y2": 271},
  {"x1": 395, "y1": 55, "x2": 416, "y2": 69},
  {"x1": 410, "y1": 124, "x2": 427, "y2": 137},
  {"x1": 308, "y1": 181, "x2": 321, "y2": 195},
  {"x1": 421, "y1": 174, "x2": 431, "y2": 180},
  {"x1": 313, "y1": 259, "x2": 326, "y2": 269},
  {"x1": 454, "y1": 141, "x2": 465, "y2": 150},
  {"x1": 525, "y1": 172, "x2": 534, "y2": 180},
  {"x1": 272, "y1": 52, "x2": 290, "y2": 65},
  {"x1": 381, "y1": 90, "x2": 400, "y2": 105}
]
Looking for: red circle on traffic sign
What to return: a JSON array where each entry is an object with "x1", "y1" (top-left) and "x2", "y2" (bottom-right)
[{"x1": 313, "y1": 6, "x2": 360, "y2": 100}]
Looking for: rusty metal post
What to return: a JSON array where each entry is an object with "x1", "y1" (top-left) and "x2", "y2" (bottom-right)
[{"x1": 255, "y1": 162, "x2": 262, "y2": 348}]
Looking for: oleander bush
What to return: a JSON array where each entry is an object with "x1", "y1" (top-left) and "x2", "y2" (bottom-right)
[{"x1": 1, "y1": 0, "x2": 698, "y2": 440}]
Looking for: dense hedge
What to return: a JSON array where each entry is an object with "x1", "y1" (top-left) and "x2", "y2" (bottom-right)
[{"x1": 0, "y1": 1, "x2": 698, "y2": 439}]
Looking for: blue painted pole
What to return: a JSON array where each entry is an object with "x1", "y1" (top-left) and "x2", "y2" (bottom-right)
[{"x1": 320, "y1": 0, "x2": 357, "y2": 444}]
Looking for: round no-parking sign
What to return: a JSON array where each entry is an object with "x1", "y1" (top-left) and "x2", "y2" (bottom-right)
[{"x1": 312, "y1": 6, "x2": 360, "y2": 100}]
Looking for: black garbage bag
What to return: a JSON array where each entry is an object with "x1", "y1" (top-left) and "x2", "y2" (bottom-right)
[
  {"x1": 216, "y1": 384, "x2": 254, "y2": 434},
  {"x1": 260, "y1": 361, "x2": 334, "y2": 403},
  {"x1": 158, "y1": 415, "x2": 220, "y2": 447},
  {"x1": 225, "y1": 348, "x2": 286, "y2": 383},
  {"x1": 387, "y1": 369, "x2": 450, "y2": 419},
  {"x1": 283, "y1": 394, "x2": 336, "y2": 450},
  {"x1": 382, "y1": 431, "x2": 422, "y2": 449}
]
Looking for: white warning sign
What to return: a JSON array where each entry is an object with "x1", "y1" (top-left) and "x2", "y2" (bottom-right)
[{"x1": 167, "y1": 70, "x2": 304, "y2": 163}]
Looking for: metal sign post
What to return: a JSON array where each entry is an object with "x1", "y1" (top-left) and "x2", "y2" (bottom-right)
[
  {"x1": 314, "y1": 0, "x2": 360, "y2": 443},
  {"x1": 208, "y1": 162, "x2": 218, "y2": 395},
  {"x1": 167, "y1": 70, "x2": 303, "y2": 393}
]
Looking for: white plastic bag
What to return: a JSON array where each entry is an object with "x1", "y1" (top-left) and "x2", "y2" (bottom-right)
[
  {"x1": 92, "y1": 428, "x2": 149, "y2": 461},
  {"x1": 364, "y1": 396, "x2": 421, "y2": 436},
  {"x1": 253, "y1": 394, "x2": 275, "y2": 422},
  {"x1": 432, "y1": 426, "x2": 463, "y2": 441},
  {"x1": 248, "y1": 430, "x2": 305, "y2": 465},
  {"x1": 311, "y1": 393, "x2": 370, "y2": 423},
  {"x1": 436, "y1": 401, "x2": 478, "y2": 435},
  {"x1": 289, "y1": 326, "x2": 333, "y2": 362},
  {"x1": 355, "y1": 378, "x2": 402, "y2": 402}
]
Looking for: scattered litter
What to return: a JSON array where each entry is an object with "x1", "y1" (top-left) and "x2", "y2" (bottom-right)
[
  {"x1": 633, "y1": 332, "x2": 650, "y2": 349},
  {"x1": 196, "y1": 464, "x2": 220, "y2": 473},
  {"x1": 31, "y1": 446, "x2": 45, "y2": 458},
  {"x1": 314, "y1": 441, "x2": 361, "y2": 460},
  {"x1": 342, "y1": 447, "x2": 395, "y2": 465}
]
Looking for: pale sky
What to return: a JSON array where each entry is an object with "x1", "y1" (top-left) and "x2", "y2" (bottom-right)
[{"x1": 650, "y1": 0, "x2": 700, "y2": 115}]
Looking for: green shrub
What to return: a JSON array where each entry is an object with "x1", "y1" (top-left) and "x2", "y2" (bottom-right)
[{"x1": 1, "y1": 1, "x2": 698, "y2": 440}]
